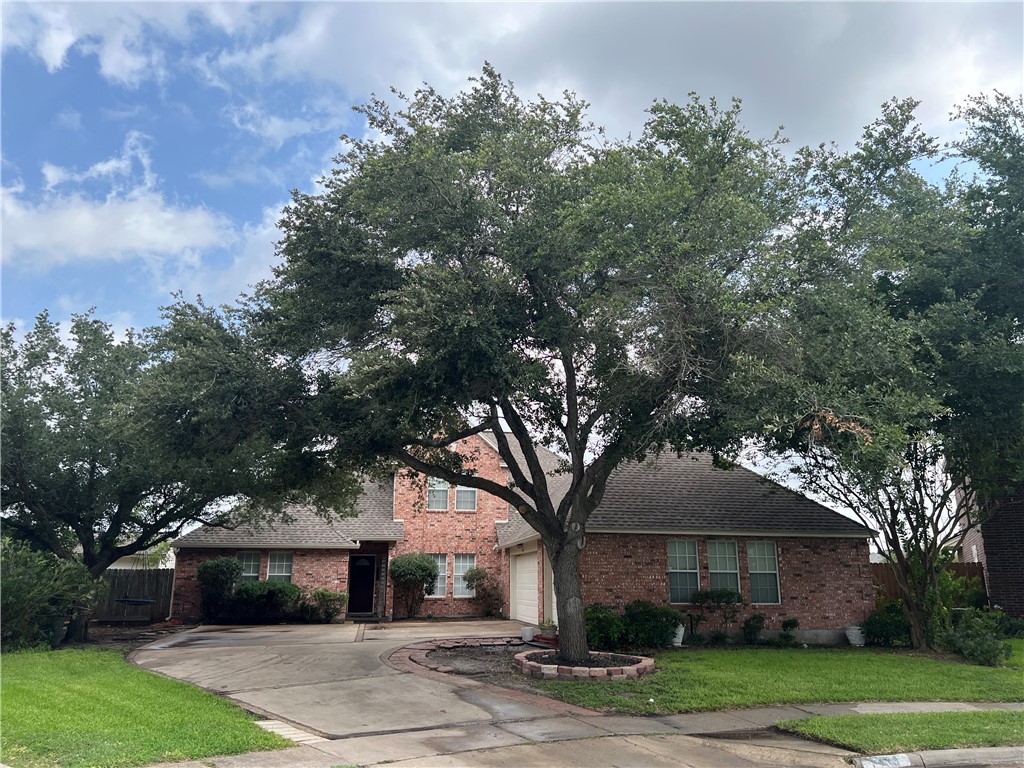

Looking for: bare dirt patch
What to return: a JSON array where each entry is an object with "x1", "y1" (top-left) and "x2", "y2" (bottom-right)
[{"x1": 427, "y1": 642, "x2": 550, "y2": 693}]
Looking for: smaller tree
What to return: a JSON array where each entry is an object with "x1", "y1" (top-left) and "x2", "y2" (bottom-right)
[
  {"x1": 197, "y1": 557, "x2": 243, "y2": 623},
  {"x1": 463, "y1": 566, "x2": 501, "y2": 617},
  {"x1": 388, "y1": 553, "x2": 439, "y2": 618},
  {"x1": 0, "y1": 537, "x2": 102, "y2": 649}
]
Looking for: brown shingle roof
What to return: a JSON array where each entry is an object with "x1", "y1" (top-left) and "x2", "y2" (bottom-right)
[
  {"x1": 173, "y1": 478, "x2": 402, "y2": 549},
  {"x1": 496, "y1": 451, "x2": 872, "y2": 547}
]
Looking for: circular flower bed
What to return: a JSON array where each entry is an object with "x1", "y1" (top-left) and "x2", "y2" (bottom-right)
[{"x1": 515, "y1": 649, "x2": 655, "y2": 681}]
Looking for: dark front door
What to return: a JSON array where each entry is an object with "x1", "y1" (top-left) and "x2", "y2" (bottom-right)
[{"x1": 348, "y1": 555, "x2": 376, "y2": 613}]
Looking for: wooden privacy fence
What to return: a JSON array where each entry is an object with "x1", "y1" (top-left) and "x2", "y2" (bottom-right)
[
  {"x1": 94, "y1": 568, "x2": 174, "y2": 623},
  {"x1": 872, "y1": 562, "x2": 986, "y2": 602}
]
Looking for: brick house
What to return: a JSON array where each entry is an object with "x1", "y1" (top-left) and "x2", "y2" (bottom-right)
[
  {"x1": 171, "y1": 433, "x2": 874, "y2": 641},
  {"x1": 960, "y1": 483, "x2": 1024, "y2": 618}
]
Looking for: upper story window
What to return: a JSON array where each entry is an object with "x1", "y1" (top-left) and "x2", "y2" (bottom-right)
[
  {"x1": 707, "y1": 540, "x2": 740, "y2": 594},
  {"x1": 427, "y1": 477, "x2": 449, "y2": 510},
  {"x1": 237, "y1": 551, "x2": 260, "y2": 583},
  {"x1": 455, "y1": 485, "x2": 477, "y2": 511}
]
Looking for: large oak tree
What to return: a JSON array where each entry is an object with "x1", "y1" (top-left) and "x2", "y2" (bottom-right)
[{"x1": 256, "y1": 67, "x2": 794, "y2": 663}]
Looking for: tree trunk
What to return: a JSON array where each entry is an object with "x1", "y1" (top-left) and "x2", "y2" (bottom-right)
[
  {"x1": 547, "y1": 538, "x2": 589, "y2": 665},
  {"x1": 63, "y1": 611, "x2": 89, "y2": 644}
]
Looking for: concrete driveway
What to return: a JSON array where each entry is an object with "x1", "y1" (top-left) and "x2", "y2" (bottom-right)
[{"x1": 133, "y1": 621, "x2": 854, "y2": 767}]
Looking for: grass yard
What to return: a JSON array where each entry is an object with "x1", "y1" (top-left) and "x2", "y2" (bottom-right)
[
  {"x1": 536, "y1": 644, "x2": 1024, "y2": 715},
  {"x1": 778, "y1": 710, "x2": 1024, "y2": 753},
  {"x1": 0, "y1": 649, "x2": 289, "y2": 768}
]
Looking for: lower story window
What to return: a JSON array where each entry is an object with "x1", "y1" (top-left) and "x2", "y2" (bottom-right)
[
  {"x1": 268, "y1": 552, "x2": 293, "y2": 583},
  {"x1": 708, "y1": 540, "x2": 740, "y2": 594},
  {"x1": 237, "y1": 551, "x2": 260, "y2": 582},
  {"x1": 454, "y1": 554, "x2": 475, "y2": 597},
  {"x1": 668, "y1": 540, "x2": 699, "y2": 603},
  {"x1": 427, "y1": 553, "x2": 447, "y2": 597},
  {"x1": 747, "y1": 541, "x2": 780, "y2": 604}
]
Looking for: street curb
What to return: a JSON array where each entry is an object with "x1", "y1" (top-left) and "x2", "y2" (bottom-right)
[{"x1": 855, "y1": 746, "x2": 1024, "y2": 767}]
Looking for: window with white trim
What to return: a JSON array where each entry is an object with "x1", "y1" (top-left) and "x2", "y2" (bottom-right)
[
  {"x1": 454, "y1": 554, "x2": 476, "y2": 597},
  {"x1": 667, "y1": 540, "x2": 700, "y2": 603},
  {"x1": 427, "y1": 477, "x2": 449, "y2": 510},
  {"x1": 426, "y1": 554, "x2": 447, "y2": 597},
  {"x1": 267, "y1": 552, "x2": 293, "y2": 583},
  {"x1": 747, "y1": 541, "x2": 780, "y2": 604},
  {"x1": 455, "y1": 485, "x2": 477, "y2": 511},
  {"x1": 237, "y1": 551, "x2": 260, "y2": 583},
  {"x1": 707, "y1": 540, "x2": 740, "y2": 593}
]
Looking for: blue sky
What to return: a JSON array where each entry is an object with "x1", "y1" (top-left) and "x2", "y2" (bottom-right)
[{"x1": 2, "y1": 2, "x2": 1022, "y2": 336}]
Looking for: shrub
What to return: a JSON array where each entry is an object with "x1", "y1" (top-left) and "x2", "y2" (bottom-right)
[
  {"x1": 777, "y1": 617, "x2": 800, "y2": 646},
  {"x1": 997, "y1": 612, "x2": 1024, "y2": 639},
  {"x1": 389, "y1": 552, "x2": 439, "y2": 618},
  {"x1": 231, "y1": 581, "x2": 302, "y2": 623},
  {"x1": 863, "y1": 600, "x2": 911, "y2": 647},
  {"x1": 0, "y1": 537, "x2": 102, "y2": 650},
  {"x1": 941, "y1": 608, "x2": 1012, "y2": 666},
  {"x1": 300, "y1": 589, "x2": 348, "y2": 623},
  {"x1": 463, "y1": 567, "x2": 502, "y2": 617},
  {"x1": 585, "y1": 605, "x2": 625, "y2": 651},
  {"x1": 692, "y1": 588, "x2": 743, "y2": 632},
  {"x1": 197, "y1": 557, "x2": 243, "y2": 623},
  {"x1": 741, "y1": 613, "x2": 766, "y2": 644},
  {"x1": 708, "y1": 629, "x2": 729, "y2": 645},
  {"x1": 622, "y1": 601, "x2": 683, "y2": 649}
]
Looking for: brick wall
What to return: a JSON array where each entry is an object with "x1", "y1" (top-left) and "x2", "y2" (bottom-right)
[
  {"x1": 576, "y1": 533, "x2": 873, "y2": 630},
  {"x1": 171, "y1": 547, "x2": 351, "y2": 621},
  {"x1": 388, "y1": 434, "x2": 511, "y2": 619},
  {"x1": 980, "y1": 486, "x2": 1024, "y2": 618}
]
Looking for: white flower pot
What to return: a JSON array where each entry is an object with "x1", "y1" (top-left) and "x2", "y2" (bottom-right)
[
  {"x1": 845, "y1": 625, "x2": 865, "y2": 647},
  {"x1": 673, "y1": 623, "x2": 686, "y2": 646}
]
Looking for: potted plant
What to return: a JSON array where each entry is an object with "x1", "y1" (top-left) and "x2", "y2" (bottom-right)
[
  {"x1": 538, "y1": 619, "x2": 557, "y2": 639},
  {"x1": 844, "y1": 625, "x2": 866, "y2": 646}
]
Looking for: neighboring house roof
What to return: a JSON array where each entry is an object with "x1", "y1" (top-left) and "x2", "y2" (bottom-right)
[
  {"x1": 173, "y1": 479, "x2": 402, "y2": 549},
  {"x1": 496, "y1": 451, "x2": 873, "y2": 548}
]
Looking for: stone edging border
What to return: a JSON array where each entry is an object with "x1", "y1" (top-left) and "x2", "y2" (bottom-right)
[{"x1": 515, "y1": 648, "x2": 655, "y2": 681}]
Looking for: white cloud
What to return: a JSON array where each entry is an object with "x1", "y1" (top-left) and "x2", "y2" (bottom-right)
[
  {"x1": 158, "y1": 204, "x2": 284, "y2": 307},
  {"x1": 55, "y1": 107, "x2": 82, "y2": 131},
  {"x1": 1, "y1": 3, "x2": 196, "y2": 86},
  {"x1": 42, "y1": 131, "x2": 156, "y2": 192},
  {"x1": 2, "y1": 186, "x2": 235, "y2": 268}
]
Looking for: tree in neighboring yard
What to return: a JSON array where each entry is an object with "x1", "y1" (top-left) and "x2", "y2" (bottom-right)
[
  {"x1": 254, "y1": 66, "x2": 795, "y2": 663},
  {"x1": 736, "y1": 94, "x2": 1024, "y2": 649},
  {"x1": 0, "y1": 307, "x2": 359, "y2": 640}
]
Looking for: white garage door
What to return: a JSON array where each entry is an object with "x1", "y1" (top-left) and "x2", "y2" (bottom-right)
[{"x1": 512, "y1": 552, "x2": 539, "y2": 624}]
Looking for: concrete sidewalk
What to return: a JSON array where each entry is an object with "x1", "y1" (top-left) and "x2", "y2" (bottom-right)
[{"x1": 132, "y1": 623, "x2": 1023, "y2": 768}]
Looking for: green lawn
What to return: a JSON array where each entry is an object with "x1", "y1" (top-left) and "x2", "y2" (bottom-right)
[
  {"x1": 536, "y1": 645, "x2": 1024, "y2": 715},
  {"x1": 779, "y1": 711, "x2": 1024, "y2": 753},
  {"x1": 0, "y1": 649, "x2": 289, "y2": 768}
]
